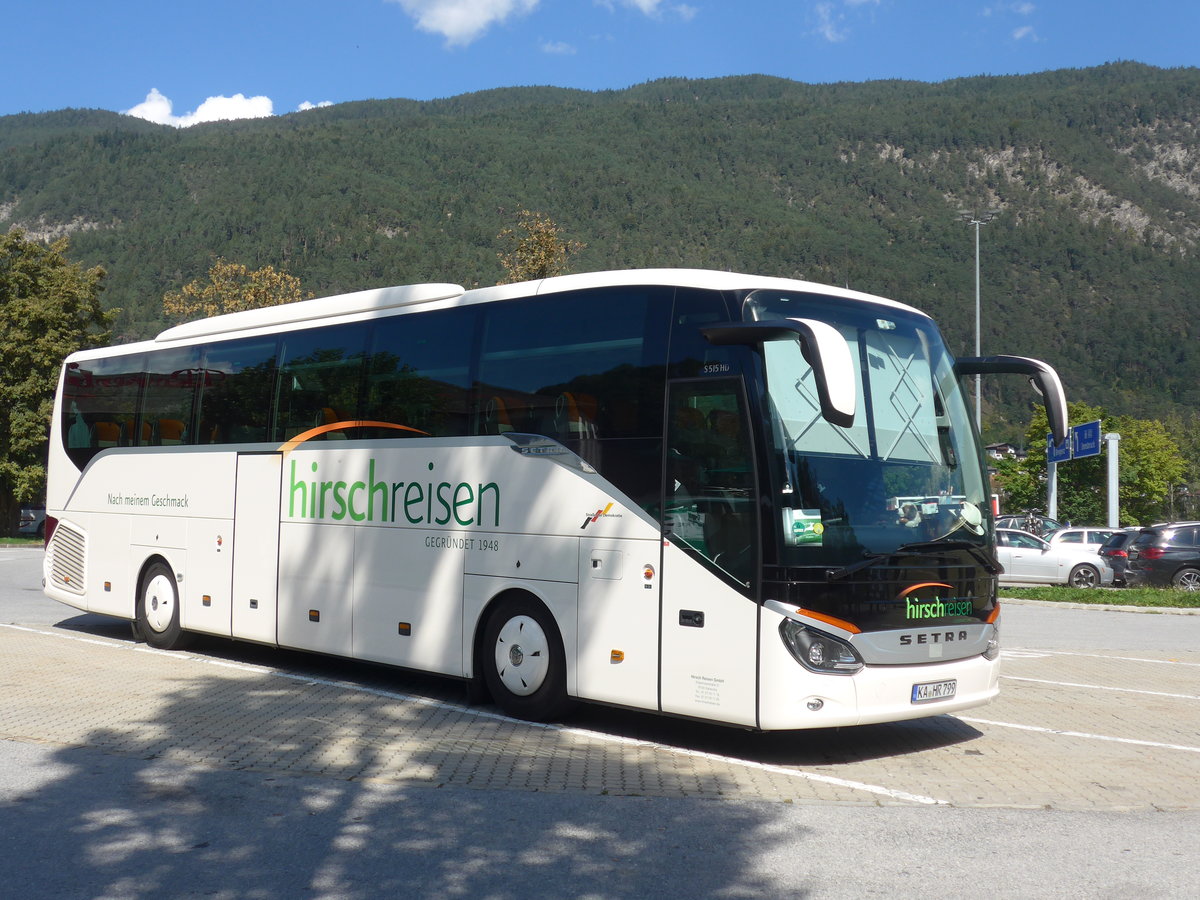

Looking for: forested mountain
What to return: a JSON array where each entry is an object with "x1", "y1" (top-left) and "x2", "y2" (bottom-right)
[{"x1": 2, "y1": 62, "x2": 1198, "y2": 442}]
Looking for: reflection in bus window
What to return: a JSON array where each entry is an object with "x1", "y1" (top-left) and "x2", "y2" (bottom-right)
[
  {"x1": 276, "y1": 323, "x2": 368, "y2": 440},
  {"x1": 61, "y1": 354, "x2": 145, "y2": 466},
  {"x1": 197, "y1": 338, "x2": 277, "y2": 444},
  {"x1": 364, "y1": 307, "x2": 476, "y2": 438},
  {"x1": 665, "y1": 379, "x2": 757, "y2": 591}
]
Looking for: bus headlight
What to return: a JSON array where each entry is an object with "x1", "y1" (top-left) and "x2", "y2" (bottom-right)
[{"x1": 779, "y1": 620, "x2": 863, "y2": 674}]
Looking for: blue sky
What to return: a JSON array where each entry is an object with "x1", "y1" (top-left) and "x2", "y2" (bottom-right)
[{"x1": 3, "y1": 1, "x2": 1197, "y2": 125}]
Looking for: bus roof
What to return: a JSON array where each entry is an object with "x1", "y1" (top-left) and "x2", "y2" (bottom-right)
[{"x1": 64, "y1": 268, "x2": 925, "y2": 361}]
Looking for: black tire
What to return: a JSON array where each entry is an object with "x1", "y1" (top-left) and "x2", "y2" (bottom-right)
[
  {"x1": 481, "y1": 594, "x2": 573, "y2": 722},
  {"x1": 1068, "y1": 564, "x2": 1100, "y2": 589},
  {"x1": 135, "y1": 560, "x2": 191, "y2": 650},
  {"x1": 1171, "y1": 567, "x2": 1200, "y2": 591}
]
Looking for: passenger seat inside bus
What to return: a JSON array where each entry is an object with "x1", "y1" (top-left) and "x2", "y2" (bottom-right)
[
  {"x1": 157, "y1": 419, "x2": 186, "y2": 445},
  {"x1": 94, "y1": 421, "x2": 121, "y2": 448}
]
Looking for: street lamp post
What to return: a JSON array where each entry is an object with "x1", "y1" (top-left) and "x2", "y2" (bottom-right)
[{"x1": 959, "y1": 209, "x2": 998, "y2": 432}]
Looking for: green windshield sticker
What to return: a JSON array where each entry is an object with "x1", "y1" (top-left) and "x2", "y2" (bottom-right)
[{"x1": 785, "y1": 509, "x2": 825, "y2": 546}]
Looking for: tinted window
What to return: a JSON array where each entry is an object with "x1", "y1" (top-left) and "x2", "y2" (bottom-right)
[
  {"x1": 1170, "y1": 526, "x2": 1200, "y2": 547},
  {"x1": 1059, "y1": 532, "x2": 1081, "y2": 544},
  {"x1": 62, "y1": 353, "x2": 145, "y2": 466},
  {"x1": 197, "y1": 338, "x2": 278, "y2": 444},
  {"x1": 1132, "y1": 531, "x2": 1157, "y2": 549},
  {"x1": 142, "y1": 347, "x2": 203, "y2": 446},
  {"x1": 478, "y1": 288, "x2": 669, "y2": 439},
  {"x1": 364, "y1": 306, "x2": 477, "y2": 438},
  {"x1": 666, "y1": 378, "x2": 758, "y2": 591},
  {"x1": 669, "y1": 288, "x2": 738, "y2": 375},
  {"x1": 276, "y1": 323, "x2": 368, "y2": 440},
  {"x1": 477, "y1": 288, "x2": 671, "y2": 512}
]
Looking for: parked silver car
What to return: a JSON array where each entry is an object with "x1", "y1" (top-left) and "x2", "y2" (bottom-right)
[
  {"x1": 1045, "y1": 526, "x2": 1118, "y2": 553},
  {"x1": 996, "y1": 528, "x2": 1114, "y2": 587},
  {"x1": 17, "y1": 505, "x2": 46, "y2": 538}
]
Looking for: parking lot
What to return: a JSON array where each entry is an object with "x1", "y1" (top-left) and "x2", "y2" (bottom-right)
[
  {"x1": 2, "y1": 549, "x2": 1197, "y2": 811},
  {"x1": 3, "y1": 547, "x2": 1199, "y2": 897}
]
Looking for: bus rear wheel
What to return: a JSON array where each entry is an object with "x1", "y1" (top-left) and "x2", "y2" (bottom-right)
[
  {"x1": 135, "y1": 561, "x2": 191, "y2": 650},
  {"x1": 482, "y1": 595, "x2": 573, "y2": 722}
]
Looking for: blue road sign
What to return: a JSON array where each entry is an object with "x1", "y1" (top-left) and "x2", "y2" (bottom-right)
[
  {"x1": 1072, "y1": 420, "x2": 1103, "y2": 459},
  {"x1": 1047, "y1": 433, "x2": 1072, "y2": 464}
]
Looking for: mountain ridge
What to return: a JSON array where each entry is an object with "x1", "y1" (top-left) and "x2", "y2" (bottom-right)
[{"x1": 2, "y1": 61, "x2": 1198, "y2": 439}]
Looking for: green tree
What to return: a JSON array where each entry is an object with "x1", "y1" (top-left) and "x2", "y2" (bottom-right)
[
  {"x1": 993, "y1": 402, "x2": 1186, "y2": 526},
  {"x1": 163, "y1": 259, "x2": 311, "y2": 324},
  {"x1": 0, "y1": 229, "x2": 111, "y2": 532},
  {"x1": 496, "y1": 208, "x2": 586, "y2": 285}
]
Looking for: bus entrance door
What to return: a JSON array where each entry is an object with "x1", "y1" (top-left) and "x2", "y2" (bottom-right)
[
  {"x1": 231, "y1": 452, "x2": 282, "y2": 645},
  {"x1": 658, "y1": 379, "x2": 760, "y2": 726}
]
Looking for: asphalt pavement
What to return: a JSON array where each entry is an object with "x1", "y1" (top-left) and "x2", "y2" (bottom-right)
[{"x1": 2, "y1": 547, "x2": 1198, "y2": 899}]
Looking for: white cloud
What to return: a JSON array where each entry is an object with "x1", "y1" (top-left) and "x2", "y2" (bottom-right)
[
  {"x1": 811, "y1": 0, "x2": 886, "y2": 43},
  {"x1": 298, "y1": 100, "x2": 334, "y2": 111},
  {"x1": 814, "y1": 3, "x2": 847, "y2": 42},
  {"x1": 984, "y1": 2, "x2": 1036, "y2": 15},
  {"x1": 124, "y1": 88, "x2": 273, "y2": 128},
  {"x1": 1012, "y1": 24, "x2": 1038, "y2": 41},
  {"x1": 596, "y1": 0, "x2": 696, "y2": 20},
  {"x1": 541, "y1": 40, "x2": 576, "y2": 55},
  {"x1": 387, "y1": 0, "x2": 539, "y2": 46}
]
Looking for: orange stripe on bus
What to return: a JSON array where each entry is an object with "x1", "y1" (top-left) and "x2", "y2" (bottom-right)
[
  {"x1": 897, "y1": 582, "x2": 955, "y2": 597},
  {"x1": 797, "y1": 608, "x2": 862, "y2": 634},
  {"x1": 277, "y1": 420, "x2": 430, "y2": 454}
]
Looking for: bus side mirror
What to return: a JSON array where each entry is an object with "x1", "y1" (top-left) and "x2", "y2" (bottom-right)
[
  {"x1": 702, "y1": 318, "x2": 856, "y2": 428},
  {"x1": 956, "y1": 355, "x2": 1068, "y2": 445}
]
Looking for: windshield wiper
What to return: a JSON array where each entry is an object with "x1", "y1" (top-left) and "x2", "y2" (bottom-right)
[
  {"x1": 828, "y1": 539, "x2": 1000, "y2": 581},
  {"x1": 894, "y1": 539, "x2": 1002, "y2": 575}
]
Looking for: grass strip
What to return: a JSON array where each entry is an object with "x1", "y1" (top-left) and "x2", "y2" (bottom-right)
[{"x1": 1000, "y1": 585, "x2": 1200, "y2": 609}]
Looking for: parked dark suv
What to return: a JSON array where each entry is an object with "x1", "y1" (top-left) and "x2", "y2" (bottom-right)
[
  {"x1": 1097, "y1": 529, "x2": 1141, "y2": 586},
  {"x1": 1126, "y1": 523, "x2": 1200, "y2": 590}
]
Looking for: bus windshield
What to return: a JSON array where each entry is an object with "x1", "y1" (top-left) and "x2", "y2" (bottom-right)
[{"x1": 746, "y1": 290, "x2": 988, "y2": 567}]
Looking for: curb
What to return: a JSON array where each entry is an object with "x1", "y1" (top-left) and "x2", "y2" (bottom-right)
[{"x1": 1000, "y1": 595, "x2": 1200, "y2": 614}]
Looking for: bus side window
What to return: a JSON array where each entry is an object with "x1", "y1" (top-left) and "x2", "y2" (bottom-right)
[
  {"x1": 61, "y1": 355, "x2": 145, "y2": 466},
  {"x1": 276, "y1": 323, "x2": 368, "y2": 440},
  {"x1": 141, "y1": 347, "x2": 202, "y2": 446},
  {"x1": 364, "y1": 307, "x2": 476, "y2": 437},
  {"x1": 197, "y1": 338, "x2": 278, "y2": 444}
]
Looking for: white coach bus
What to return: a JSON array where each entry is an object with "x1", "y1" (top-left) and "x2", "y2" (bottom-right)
[{"x1": 42, "y1": 269, "x2": 1066, "y2": 729}]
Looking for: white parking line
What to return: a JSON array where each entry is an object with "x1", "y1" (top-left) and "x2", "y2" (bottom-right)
[
  {"x1": 1006, "y1": 647, "x2": 1200, "y2": 667},
  {"x1": 960, "y1": 717, "x2": 1200, "y2": 754},
  {"x1": 1002, "y1": 675, "x2": 1200, "y2": 701},
  {"x1": 1, "y1": 623, "x2": 948, "y2": 806}
]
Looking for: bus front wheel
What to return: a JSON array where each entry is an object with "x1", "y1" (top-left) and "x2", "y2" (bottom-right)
[
  {"x1": 482, "y1": 595, "x2": 573, "y2": 722},
  {"x1": 135, "y1": 561, "x2": 191, "y2": 650}
]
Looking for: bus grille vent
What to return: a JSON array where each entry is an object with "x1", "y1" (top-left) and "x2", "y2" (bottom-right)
[{"x1": 50, "y1": 523, "x2": 87, "y2": 596}]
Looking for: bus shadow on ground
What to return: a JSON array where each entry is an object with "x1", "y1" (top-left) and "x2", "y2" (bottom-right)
[
  {"x1": 5, "y1": 629, "x2": 803, "y2": 899},
  {"x1": 53, "y1": 612, "x2": 987, "y2": 772}
]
